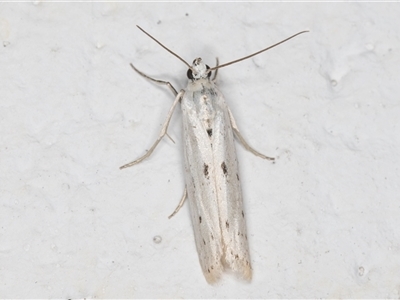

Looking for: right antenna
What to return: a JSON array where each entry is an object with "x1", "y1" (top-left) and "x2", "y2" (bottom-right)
[{"x1": 207, "y1": 30, "x2": 309, "y2": 73}]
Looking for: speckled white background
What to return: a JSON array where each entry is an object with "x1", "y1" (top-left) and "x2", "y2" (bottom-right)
[{"x1": 1, "y1": 2, "x2": 400, "y2": 298}]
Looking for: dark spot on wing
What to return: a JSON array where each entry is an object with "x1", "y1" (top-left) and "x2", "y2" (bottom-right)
[
  {"x1": 203, "y1": 238, "x2": 206, "y2": 245},
  {"x1": 191, "y1": 176, "x2": 196, "y2": 189},
  {"x1": 221, "y1": 162, "x2": 228, "y2": 175},
  {"x1": 210, "y1": 89, "x2": 217, "y2": 96},
  {"x1": 207, "y1": 129, "x2": 212, "y2": 137},
  {"x1": 199, "y1": 216, "x2": 202, "y2": 223},
  {"x1": 203, "y1": 163, "x2": 209, "y2": 179},
  {"x1": 225, "y1": 220, "x2": 229, "y2": 230}
]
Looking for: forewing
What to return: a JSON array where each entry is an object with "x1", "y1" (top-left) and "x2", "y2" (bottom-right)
[
  {"x1": 212, "y1": 91, "x2": 252, "y2": 280},
  {"x1": 181, "y1": 92, "x2": 224, "y2": 283}
]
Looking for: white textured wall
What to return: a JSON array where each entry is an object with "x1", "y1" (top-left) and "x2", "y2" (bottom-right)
[{"x1": 1, "y1": 2, "x2": 399, "y2": 298}]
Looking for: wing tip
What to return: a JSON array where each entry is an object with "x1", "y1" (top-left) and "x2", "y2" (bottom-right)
[
  {"x1": 204, "y1": 268, "x2": 223, "y2": 284},
  {"x1": 203, "y1": 265, "x2": 252, "y2": 284},
  {"x1": 240, "y1": 265, "x2": 252, "y2": 281}
]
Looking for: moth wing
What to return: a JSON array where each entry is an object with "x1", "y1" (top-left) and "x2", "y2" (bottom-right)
[
  {"x1": 181, "y1": 92, "x2": 224, "y2": 283},
  {"x1": 212, "y1": 90, "x2": 252, "y2": 280}
]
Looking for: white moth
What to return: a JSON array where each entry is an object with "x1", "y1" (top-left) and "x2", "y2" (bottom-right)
[{"x1": 121, "y1": 26, "x2": 308, "y2": 284}]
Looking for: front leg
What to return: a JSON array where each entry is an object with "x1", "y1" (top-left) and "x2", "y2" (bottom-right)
[
  {"x1": 120, "y1": 90, "x2": 184, "y2": 169},
  {"x1": 131, "y1": 63, "x2": 178, "y2": 96}
]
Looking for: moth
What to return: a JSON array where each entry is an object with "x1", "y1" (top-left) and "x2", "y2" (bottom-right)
[{"x1": 120, "y1": 26, "x2": 307, "y2": 283}]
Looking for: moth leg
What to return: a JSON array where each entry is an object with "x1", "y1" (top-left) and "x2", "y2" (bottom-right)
[
  {"x1": 130, "y1": 63, "x2": 178, "y2": 96},
  {"x1": 168, "y1": 187, "x2": 187, "y2": 219},
  {"x1": 120, "y1": 90, "x2": 184, "y2": 169},
  {"x1": 130, "y1": 63, "x2": 178, "y2": 145},
  {"x1": 212, "y1": 57, "x2": 219, "y2": 82},
  {"x1": 228, "y1": 107, "x2": 275, "y2": 161}
]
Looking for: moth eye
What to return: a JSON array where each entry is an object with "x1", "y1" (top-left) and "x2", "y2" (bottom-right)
[
  {"x1": 206, "y1": 65, "x2": 212, "y2": 78},
  {"x1": 187, "y1": 68, "x2": 194, "y2": 80}
]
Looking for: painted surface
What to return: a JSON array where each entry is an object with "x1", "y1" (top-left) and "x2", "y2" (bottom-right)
[{"x1": 0, "y1": 2, "x2": 399, "y2": 298}]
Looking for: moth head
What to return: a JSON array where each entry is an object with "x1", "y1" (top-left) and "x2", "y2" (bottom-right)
[{"x1": 187, "y1": 58, "x2": 212, "y2": 81}]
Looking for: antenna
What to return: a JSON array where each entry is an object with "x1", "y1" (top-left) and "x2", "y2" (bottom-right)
[
  {"x1": 136, "y1": 25, "x2": 191, "y2": 69},
  {"x1": 136, "y1": 25, "x2": 308, "y2": 73},
  {"x1": 207, "y1": 30, "x2": 309, "y2": 72}
]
